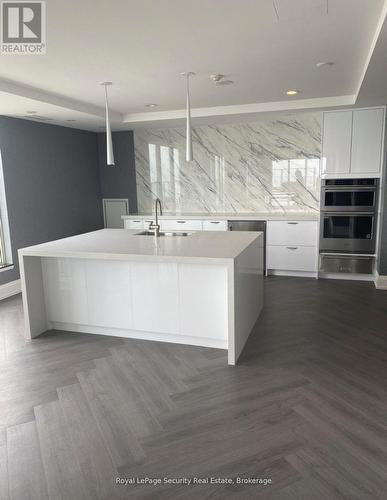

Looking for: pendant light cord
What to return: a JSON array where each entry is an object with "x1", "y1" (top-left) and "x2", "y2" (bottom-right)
[{"x1": 104, "y1": 84, "x2": 109, "y2": 106}]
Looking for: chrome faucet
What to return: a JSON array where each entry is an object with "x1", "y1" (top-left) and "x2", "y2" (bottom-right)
[{"x1": 148, "y1": 198, "x2": 163, "y2": 236}]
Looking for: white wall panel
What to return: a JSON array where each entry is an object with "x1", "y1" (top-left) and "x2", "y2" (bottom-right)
[
  {"x1": 85, "y1": 260, "x2": 133, "y2": 329},
  {"x1": 131, "y1": 262, "x2": 179, "y2": 334},
  {"x1": 179, "y1": 264, "x2": 228, "y2": 340},
  {"x1": 42, "y1": 258, "x2": 88, "y2": 324}
]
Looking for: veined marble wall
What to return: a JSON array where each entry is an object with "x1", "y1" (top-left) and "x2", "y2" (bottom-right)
[{"x1": 134, "y1": 113, "x2": 321, "y2": 214}]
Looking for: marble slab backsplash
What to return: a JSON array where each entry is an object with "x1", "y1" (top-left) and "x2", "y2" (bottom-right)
[{"x1": 134, "y1": 112, "x2": 321, "y2": 214}]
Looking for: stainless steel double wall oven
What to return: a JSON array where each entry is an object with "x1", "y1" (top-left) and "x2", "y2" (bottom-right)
[{"x1": 320, "y1": 178, "x2": 378, "y2": 254}]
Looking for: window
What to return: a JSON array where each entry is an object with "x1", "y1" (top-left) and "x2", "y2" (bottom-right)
[
  {"x1": 0, "y1": 150, "x2": 12, "y2": 268},
  {"x1": 0, "y1": 216, "x2": 6, "y2": 266}
]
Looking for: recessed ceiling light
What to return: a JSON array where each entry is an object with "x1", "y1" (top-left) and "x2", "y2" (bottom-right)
[
  {"x1": 210, "y1": 74, "x2": 225, "y2": 82},
  {"x1": 215, "y1": 80, "x2": 233, "y2": 86},
  {"x1": 316, "y1": 61, "x2": 334, "y2": 68},
  {"x1": 286, "y1": 90, "x2": 299, "y2": 96},
  {"x1": 145, "y1": 103, "x2": 158, "y2": 108},
  {"x1": 210, "y1": 74, "x2": 234, "y2": 85}
]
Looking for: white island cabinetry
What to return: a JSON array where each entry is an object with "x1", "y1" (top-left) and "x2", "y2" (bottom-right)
[{"x1": 19, "y1": 229, "x2": 264, "y2": 365}]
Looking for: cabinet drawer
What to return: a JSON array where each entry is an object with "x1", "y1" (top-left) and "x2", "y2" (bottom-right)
[
  {"x1": 202, "y1": 220, "x2": 227, "y2": 231},
  {"x1": 160, "y1": 219, "x2": 203, "y2": 231},
  {"x1": 125, "y1": 219, "x2": 144, "y2": 230},
  {"x1": 267, "y1": 245, "x2": 317, "y2": 272},
  {"x1": 267, "y1": 221, "x2": 318, "y2": 246}
]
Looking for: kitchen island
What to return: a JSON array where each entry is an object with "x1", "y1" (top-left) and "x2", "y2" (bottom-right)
[{"x1": 18, "y1": 229, "x2": 264, "y2": 364}]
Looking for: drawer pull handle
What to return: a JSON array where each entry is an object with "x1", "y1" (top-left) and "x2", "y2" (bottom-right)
[
  {"x1": 287, "y1": 246, "x2": 298, "y2": 250},
  {"x1": 210, "y1": 221, "x2": 220, "y2": 224},
  {"x1": 177, "y1": 220, "x2": 186, "y2": 223},
  {"x1": 133, "y1": 220, "x2": 141, "y2": 223},
  {"x1": 287, "y1": 222, "x2": 298, "y2": 225}
]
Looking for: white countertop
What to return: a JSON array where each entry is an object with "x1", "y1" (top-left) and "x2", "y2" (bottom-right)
[
  {"x1": 18, "y1": 229, "x2": 263, "y2": 264},
  {"x1": 121, "y1": 212, "x2": 319, "y2": 221}
]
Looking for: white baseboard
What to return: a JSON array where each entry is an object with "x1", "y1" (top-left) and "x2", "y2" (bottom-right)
[
  {"x1": 319, "y1": 272, "x2": 374, "y2": 282},
  {"x1": 374, "y1": 272, "x2": 387, "y2": 289},
  {"x1": 0, "y1": 279, "x2": 21, "y2": 300},
  {"x1": 267, "y1": 270, "x2": 318, "y2": 278},
  {"x1": 48, "y1": 321, "x2": 228, "y2": 350}
]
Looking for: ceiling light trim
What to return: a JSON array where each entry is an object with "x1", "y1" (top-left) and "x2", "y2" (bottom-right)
[
  {"x1": 0, "y1": 77, "x2": 123, "y2": 121},
  {"x1": 122, "y1": 95, "x2": 356, "y2": 125}
]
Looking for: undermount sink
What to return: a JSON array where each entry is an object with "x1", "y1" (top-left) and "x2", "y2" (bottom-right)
[{"x1": 135, "y1": 231, "x2": 191, "y2": 237}]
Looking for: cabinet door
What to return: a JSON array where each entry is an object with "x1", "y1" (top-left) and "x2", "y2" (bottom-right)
[
  {"x1": 85, "y1": 260, "x2": 133, "y2": 329},
  {"x1": 178, "y1": 264, "x2": 228, "y2": 341},
  {"x1": 351, "y1": 108, "x2": 384, "y2": 175},
  {"x1": 125, "y1": 219, "x2": 144, "y2": 230},
  {"x1": 267, "y1": 246, "x2": 317, "y2": 272},
  {"x1": 131, "y1": 262, "x2": 179, "y2": 334},
  {"x1": 267, "y1": 221, "x2": 318, "y2": 246},
  {"x1": 160, "y1": 219, "x2": 203, "y2": 231},
  {"x1": 42, "y1": 258, "x2": 88, "y2": 324},
  {"x1": 103, "y1": 199, "x2": 128, "y2": 228},
  {"x1": 322, "y1": 111, "x2": 352, "y2": 175},
  {"x1": 202, "y1": 220, "x2": 228, "y2": 231}
]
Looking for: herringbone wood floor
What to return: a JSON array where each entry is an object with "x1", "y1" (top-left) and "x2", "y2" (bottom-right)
[{"x1": 1, "y1": 276, "x2": 387, "y2": 499}]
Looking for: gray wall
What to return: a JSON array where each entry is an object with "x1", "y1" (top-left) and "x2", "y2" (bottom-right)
[
  {"x1": 379, "y1": 194, "x2": 387, "y2": 274},
  {"x1": 378, "y1": 160, "x2": 387, "y2": 275},
  {"x1": 97, "y1": 131, "x2": 138, "y2": 213},
  {"x1": 0, "y1": 116, "x2": 104, "y2": 285}
]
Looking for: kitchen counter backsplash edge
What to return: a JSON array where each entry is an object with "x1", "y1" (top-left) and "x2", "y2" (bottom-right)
[{"x1": 122, "y1": 213, "x2": 319, "y2": 221}]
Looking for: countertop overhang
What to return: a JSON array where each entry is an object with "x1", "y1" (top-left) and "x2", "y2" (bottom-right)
[{"x1": 18, "y1": 228, "x2": 263, "y2": 264}]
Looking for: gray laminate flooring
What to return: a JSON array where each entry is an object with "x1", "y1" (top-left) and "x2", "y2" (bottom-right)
[{"x1": 1, "y1": 276, "x2": 387, "y2": 499}]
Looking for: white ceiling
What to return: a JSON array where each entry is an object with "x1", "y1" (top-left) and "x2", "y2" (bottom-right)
[{"x1": 0, "y1": 0, "x2": 386, "y2": 131}]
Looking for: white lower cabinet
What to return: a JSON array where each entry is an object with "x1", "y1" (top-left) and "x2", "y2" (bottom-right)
[
  {"x1": 42, "y1": 258, "x2": 89, "y2": 324},
  {"x1": 160, "y1": 219, "x2": 203, "y2": 231},
  {"x1": 124, "y1": 219, "x2": 144, "y2": 230},
  {"x1": 267, "y1": 245, "x2": 317, "y2": 272},
  {"x1": 85, "y1": 260, "x2": 133, "y2": 329},
  {"x1": 178, "y1": 264, "x2": 228, "y2": 339},
  {"x1": 267, "y1": 221, "x2": 318, "y2": 246},
  {"x1": 131, "y1": 262, "x2": 179, "y2": 334},
  {"x1": 267, "y1": 220, "x2": 318, "y2": 274},
  {"x1": 202, "y1": 220, "x2": 228, "y2": 231}
]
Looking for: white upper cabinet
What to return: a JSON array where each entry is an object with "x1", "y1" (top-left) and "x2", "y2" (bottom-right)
[
  {"x1": 351, "y1": 108, "x2": 384, "y2": 175},
  {"x1": 322, "y1": 111, "x2": 352, "y2": 176},
  {"x1": 322, "y1": 107, "x2": 385, "y2": 178}
]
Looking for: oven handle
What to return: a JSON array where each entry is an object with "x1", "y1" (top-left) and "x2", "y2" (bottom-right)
[
  {"x1": 320, "y1": 254, "x2": 374, "y2": 260},
  {"x1": 321, "y1": 212, "x2": 376, "y2": 216},
  {"x1": 322, "y1": 186, "x2": 377, "y2": 191}
]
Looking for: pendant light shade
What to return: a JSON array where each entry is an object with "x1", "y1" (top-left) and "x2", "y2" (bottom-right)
[
  {"x1": 181, "y1": 72, "x2": 195, "y2": 162},
  {"x1": 101, "y1": 82, "x2": 115, "y2": 166}
]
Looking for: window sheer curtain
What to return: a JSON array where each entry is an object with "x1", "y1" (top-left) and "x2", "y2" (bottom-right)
[{"x1": 0, "y1": 212, "x2": 7, "y2": 266}]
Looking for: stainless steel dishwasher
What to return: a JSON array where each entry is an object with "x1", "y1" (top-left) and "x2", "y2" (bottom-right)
[{"x1": 227, "y1": 220, "x2": 266, "y2": 274}]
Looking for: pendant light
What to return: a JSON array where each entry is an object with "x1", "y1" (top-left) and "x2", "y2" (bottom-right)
[
  {"x1": 181, "y1": 72, "x2": 195, "y2": 162},
  {"x1": 101, "y1": 81, "x2": 115, "y2": 166}
]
